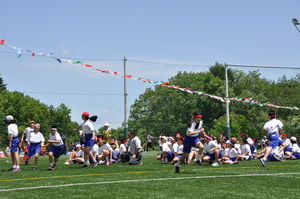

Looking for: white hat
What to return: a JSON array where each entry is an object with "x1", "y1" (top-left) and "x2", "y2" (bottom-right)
[
  {"x1": 104, "y1": 123, "x2": 109, "y2": 126},
  {"x1": 161, "y1": 136, "x2": 168, "y2": 141},
  {"x1": 6, "y1": 115, "x2": 13, "y2": 121},
  {"x1": 76, "y1": 144, "x2": 81, "y2": 147},
  {"x1": 290, "y1": 136, "x2": 297, "y2": 142}
]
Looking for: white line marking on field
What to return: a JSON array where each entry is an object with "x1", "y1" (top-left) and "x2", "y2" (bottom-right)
[{"x1": 1, "y1": 172, "x2": 300, "y2": 192}]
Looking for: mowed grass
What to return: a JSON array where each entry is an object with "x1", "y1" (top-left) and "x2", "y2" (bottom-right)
[{"x1": 0, "y1": 152, "x2": 300, "y2": 199}]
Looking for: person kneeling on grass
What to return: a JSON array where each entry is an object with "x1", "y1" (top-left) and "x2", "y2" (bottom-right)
[
  {"x1": 44, "y1": 125, "x2": 65, "y2": 170},
  {"x1": 26, "y1": 123, "x2": 45, "y2": 170},
  {"x1": 202, "y1": 134, "x2": 220, "y2": 166},
  {"x1": 121, "y1": 131, "x2": 142, "y2": 165}
]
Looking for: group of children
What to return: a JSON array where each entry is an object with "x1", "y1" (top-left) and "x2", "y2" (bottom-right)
[
  {"x1": 5, "y1": 115, "x2": 65, "y2": 171},
  {"x1": 5, "y1": 110, "x2": 300, "y2": 172}
]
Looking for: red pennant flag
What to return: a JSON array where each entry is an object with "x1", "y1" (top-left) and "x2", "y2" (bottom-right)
[
  {"x1": 123, "y1": 75, "x2": 132, "y2": 78},
  {"x1": 0, "y1": 39, "x2": 5, "y2": 45},
  {"x1": 96, "y1": 69, "x2": 102, "y2": 72},
  {"x1": 161, "y1": 82, "x2": 169, "y2": 85},
  {"x1": 32, "y1": 52, "x2": 35, "y2": 57},
  {"x1": 113, "y1": 72, "x2": 117, "y2": 75},
  {"x1": 82, "y1": 64, "x2": 92, "y2": 67}
]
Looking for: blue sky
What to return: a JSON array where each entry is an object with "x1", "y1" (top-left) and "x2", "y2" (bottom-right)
[{"x1": 1, "y1": 1, "x2": 300, "y2": 130}]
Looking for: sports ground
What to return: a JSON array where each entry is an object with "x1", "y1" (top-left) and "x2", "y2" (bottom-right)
[{"x1": 0, "y1": 152, "x2": 299, "y2": 199}]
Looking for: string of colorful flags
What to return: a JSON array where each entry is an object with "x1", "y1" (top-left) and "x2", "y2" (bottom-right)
[
  {"x1": 163, "y1": 84, "x2": 299, "y2": 110},
  {"x1": 1, "y1": 39, "x2": 299, "y2": 110},
  {"x1": 0, "y1": 39, "x2": 163, "y2": 85}
]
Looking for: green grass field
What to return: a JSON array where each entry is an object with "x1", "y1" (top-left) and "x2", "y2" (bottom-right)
[{"x1": 0, "y1": 152, "x2": 299, "y2": 199}]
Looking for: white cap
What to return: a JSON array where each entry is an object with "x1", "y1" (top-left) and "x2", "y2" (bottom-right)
[
  {"x1": 6, "y1": 115, "x2": 13, "y2": 121},
  {"x1": 290, "y1": 136, "x2": 297, "y2": 142},
  {"x1": 161, "y1": 136, "x2": 168, "y2": 141},
  {"x1": 76, "y1": 144, "x2": 81, "y2": 147},
  {"x1": 104, "y1": 123, "x2": 109, "y2": 126}
]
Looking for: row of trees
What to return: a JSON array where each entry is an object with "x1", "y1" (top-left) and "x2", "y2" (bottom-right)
[
  {"x1": 2, "y1": 62, "x2": 300, "y2": 148},
  {"x1": 128, "y1": 63, "x2": 300, "y2": 140}
]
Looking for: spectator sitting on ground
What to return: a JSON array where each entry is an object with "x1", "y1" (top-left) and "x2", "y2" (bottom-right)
[
  {"x1": 237, "y1": 137, "x2": 252, "y2": 161},
  {"x1": 202, "y1": 134, "x2": 220, "y2": 166},
  {"x1": 219, "y1": 140, "x2": 238, "y2": 164},
  {"x1": 111, "y1": 142, "x2": 119, "y2": 163},
  {"x1": 281, "y1": 133, "x2": 293, "y2": 158},
  {"x1": 117, "y1": 137, "x2": 127, "y2": 163},
  {"x1": 171, "y1": 139, "x2": 184, "y2": 165},
  {"x1": 97, "y1": 138, "x2": 112, "y2": 165},
  {"x1": 64, "y1": 144, "x2": 84, "y2": 164},
  {"x1": 286, "y1": 136, "x2": 300, "y2": 160},
  {"x1": 156, "y1": 136, "x2": 173, "y2": 164}
]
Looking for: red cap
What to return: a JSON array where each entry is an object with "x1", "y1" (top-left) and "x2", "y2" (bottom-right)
[
  {"x1": 97, "y1": 138, "x2": 103, "y2": 142},
  {"x1": 82, "y1": 112, "x2": 89, "y2": 117},
  {"x1": 282, "y1": 133, "x2": 288, "y2": 137},
  {"x1": 30, "y1": 120, "x2": 35, "y2": 124}
]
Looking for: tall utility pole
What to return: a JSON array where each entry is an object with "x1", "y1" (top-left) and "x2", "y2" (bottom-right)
[
  {"x1": 124, "y1": 56, "x2": 128, "y2": 138},
  {"x1": 224, "y1": 63, "x2": 231, "y2": 139}
]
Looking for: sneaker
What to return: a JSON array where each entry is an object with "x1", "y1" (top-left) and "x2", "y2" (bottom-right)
[
  {"x1": 64, "y1": 162, "x2": 70, "y2": 165},
  {"x1": 273, "y1": 153, "x2": 282, "y2": 162},
  {"x1": 32, "y1": 167, "x2": 37, "y2": 170},
  {"x1": 194, "y1": 159, "x2": 204, "y2": 166},
  {"x1": 139, "y1": 160, "x2": 143, "y2": 165},
  {"x1": 175, "y1": 164, "x2": 180, "y2": 173},
  {"x1": 290, "y1": 155, "x2": 297, "y2": 160},
  {"x1": 53, "y1": 163, "x2": 56, "y2": 168},
  {"x1": 92, "y1": 162, "x2": 98, "y2": 168},
  {"x1": 161, "y1": 159, "x2": 168, "y2": 164},
  {"x1": 13, "y1": 168, "x2": 21, "y2": 172},
  {"x1": 7, "y1": 168, "x2": 14, "y2": 171},
  {"x1": 99, "y1": 160, "x2": 105, "y2": 164},
  {"x1": 48, "y1": 166, "x2": 54, "y2": 171},
  {"x1": 106, "y1": 161, "x2": 110, "y2": 166},
  {"x1": 211, "y1": 162, "x2": 219, "y2": 167},
  {"x1": 81, "y1": 164, "x2": 88, "y2": 169},
  {"x1": 260, "y1": 158, "x2": 268, "y2": 167}
]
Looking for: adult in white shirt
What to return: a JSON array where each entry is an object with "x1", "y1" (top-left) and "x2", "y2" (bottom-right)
[{"x1": 121, "y1": 131, "x2": 142, "y2": 165}]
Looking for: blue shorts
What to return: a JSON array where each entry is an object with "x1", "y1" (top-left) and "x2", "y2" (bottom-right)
[
  {"x1": 11, "y1": 137, "x2": 20, "y2": 153},
  {"x1": 50, "y1": 145, "x2": 65, "y2": 158},
  {"x1": 294, "y1": 152, "x2": 300, "y2": 159},
  {"x1": 28, "y1": 143, "x2": 41, "y2": 157},
  {"x1": 176, "y1": 154, "x2": 183, "y2": 159},
  {"x1": 84, "y1": 134, "x2": 95, "y2": 148},
  {"x1": 268, "y1": 153, "x2": 280, "y2": 161},
  {"x1": 284, "y1": 148, "x2": 292, "y2": 152},
  {"x1": 205, "y1": 152, "x2": 221, "y2": 161},
  {"x1": 230, "y1": 157, "x2": 237, "y2": 162},
  {"x1": 160, "y1": 151, "x2": 174, "y2": 161},
  {"x1": 268, "y1": 133, "x2": 283, "y2": 148},
  {"x1": 182, "y1": 136, "x2": 200, "y2": 153}
]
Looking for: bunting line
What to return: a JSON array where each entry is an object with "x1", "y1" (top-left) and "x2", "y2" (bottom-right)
[
  {"x1": 1, "y1": 39, "x2": 299, "y2": 110},
  {"x1": 163, "y1": 84, "x2": 300, "y2": 110}
]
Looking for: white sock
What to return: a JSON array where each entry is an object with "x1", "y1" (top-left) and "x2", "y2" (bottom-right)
[
  {"x1": 13, "y1": 165, "x2": 16, "y2": 169},
  {"x1": 50, "y1": 163, "x2": 53, "y2": 167}
]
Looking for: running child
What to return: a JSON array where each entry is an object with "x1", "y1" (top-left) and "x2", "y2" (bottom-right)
[
  {"x1": 26, "y1": 123, "x2": 45, "y2": 170},
  {"x1": 45, "y1": 125, "x2": 64, "y2": 170}
]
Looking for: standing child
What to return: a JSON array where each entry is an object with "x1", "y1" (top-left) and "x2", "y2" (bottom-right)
[
  {"x1": 73, "y1": 112, "x2": 98, "y2": 168},
  {"x1": 260, "y1": 110, "x2": 284, "y2": 167},
  {"x1": 19, "y1": 120, "x2": 35, "y2": 163},
  {"x1": 45, "y1": 125, "x2": 64, "y2": 170},
  {"x1": 26, "y1": 123, "x2": 45, "y2": 170},
  {"x1": 5, "y1": 115, "x2": 21, "y2": 171}
]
